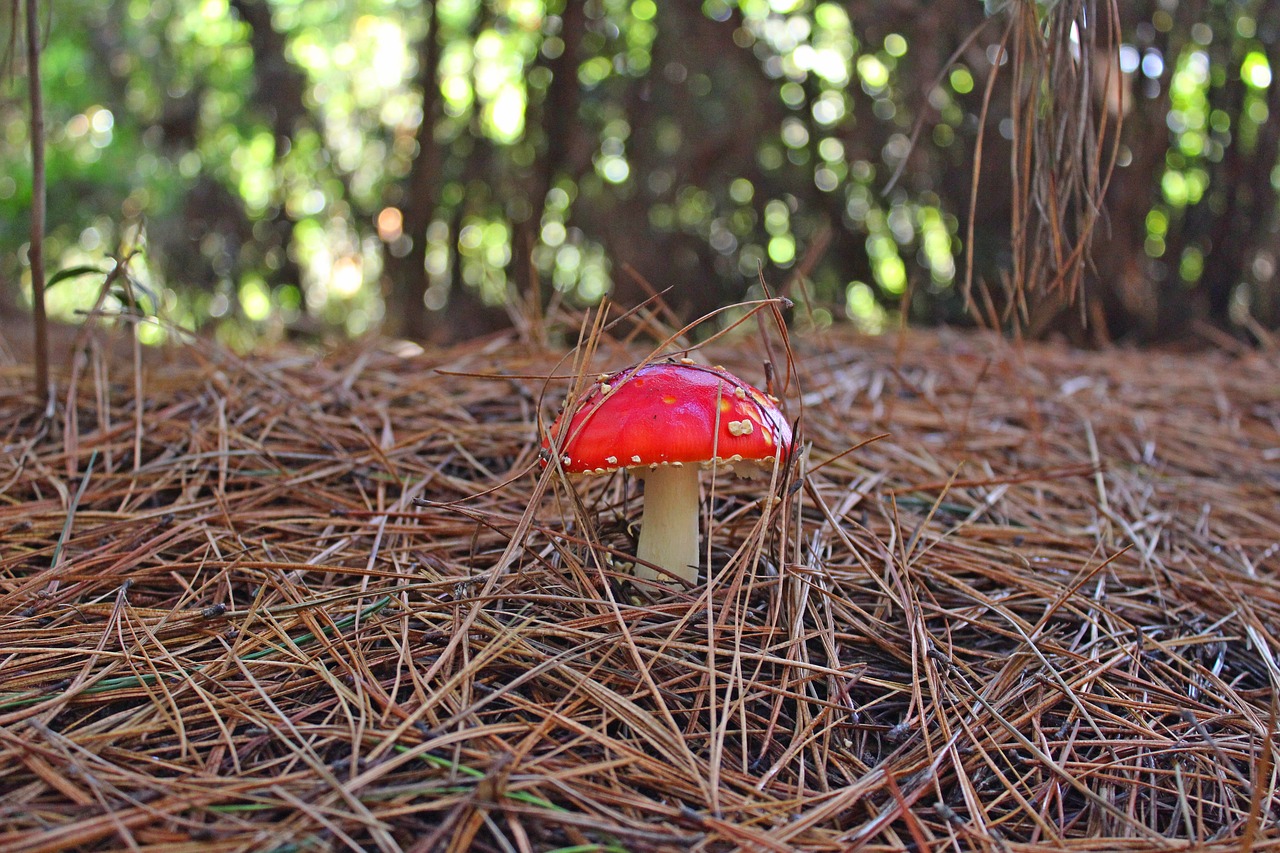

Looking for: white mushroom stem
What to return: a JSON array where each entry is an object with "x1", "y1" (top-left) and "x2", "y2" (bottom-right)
[{"x1": 635, "y1": 465, "x2": 701, "y2": 585}]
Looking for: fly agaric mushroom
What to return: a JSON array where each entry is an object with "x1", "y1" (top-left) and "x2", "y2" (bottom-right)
[{"x1": 543, "y1": 361, "x2": 792, "y2": 585}]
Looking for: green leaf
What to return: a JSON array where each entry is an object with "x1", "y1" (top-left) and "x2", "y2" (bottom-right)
[{"x1": 46, "y1": 264, "x2": 107, "y2": 288}]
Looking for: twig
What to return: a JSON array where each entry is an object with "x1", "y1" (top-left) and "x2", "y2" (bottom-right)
[{"x1": 24, "y1": 0, "x2": 49, "y2": 411}]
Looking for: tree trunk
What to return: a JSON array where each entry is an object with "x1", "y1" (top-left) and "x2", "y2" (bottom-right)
[
  {"x1": 229, "y1": 0, "x2": 311, "y2": 300},
  {"x1": 383, "y1": 2, "x2": 445, "y2": 340},
  {"x1": 508, "y1": 0, "x2": 589, "y2": 315},
  {"x1": 1195, "y1": 0, "x2": 1280, "y2": 331}
]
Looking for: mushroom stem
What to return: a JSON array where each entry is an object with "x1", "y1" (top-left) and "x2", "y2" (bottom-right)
[{"x1": 635, "y1": 465, "x2": 701, "y2": 585}]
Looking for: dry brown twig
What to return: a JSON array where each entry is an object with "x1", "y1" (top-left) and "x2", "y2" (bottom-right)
[{"x1": 964, "y1": 0, "x2": 1123, "y2": 337}]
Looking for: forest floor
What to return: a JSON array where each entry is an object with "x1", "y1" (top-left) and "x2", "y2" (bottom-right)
[{"x1": 0, "y1": 315, "x2": 1278, "y2": 851}]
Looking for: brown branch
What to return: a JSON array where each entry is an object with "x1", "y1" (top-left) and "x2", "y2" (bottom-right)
[{"x1": 25, "y1": 0, "x2": 49, "y2": 412}]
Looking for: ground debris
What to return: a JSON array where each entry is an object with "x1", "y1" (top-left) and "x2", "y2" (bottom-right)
[{"x1": 0, "y1": 325, "x2": 1277, "y2": 851}]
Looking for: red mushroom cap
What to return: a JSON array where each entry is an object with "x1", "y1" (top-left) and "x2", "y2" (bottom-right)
[{"x1": 543, "y1": 361, "x2": 792, "y2": 475}]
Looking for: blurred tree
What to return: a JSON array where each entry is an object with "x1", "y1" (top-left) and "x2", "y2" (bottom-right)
[
  {"x1": 1031, "y1": 0, "x2": 1280, "y2": 342},
  {"x1": 229, "y1": 0, "x2": 311, "y2": 301},
  {"x1": 383, "y1": 0, "x2": 446, "y2": 340},
  {"x1": 3, "y1": 0, "x2": 1277, "y2": 347}
]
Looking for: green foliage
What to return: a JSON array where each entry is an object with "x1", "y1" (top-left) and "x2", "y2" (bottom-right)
[{"x1": 4, "y1": 0, "x2": 1278, "y2": 342}]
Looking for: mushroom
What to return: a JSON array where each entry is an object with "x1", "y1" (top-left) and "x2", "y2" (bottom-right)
[{"x1": 543, "y1": 361, "x2": 792, "y2": 585}]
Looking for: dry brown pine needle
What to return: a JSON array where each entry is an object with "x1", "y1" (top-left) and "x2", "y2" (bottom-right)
[{"x1": 0, "y1": 319, "x2": 1277, "y2": 852}]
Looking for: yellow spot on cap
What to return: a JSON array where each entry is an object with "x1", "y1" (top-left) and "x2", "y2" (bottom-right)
[{"x1": 663, "y1": 395, "x2": 677, "y2": 405}]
